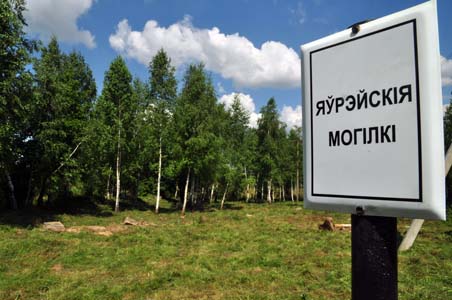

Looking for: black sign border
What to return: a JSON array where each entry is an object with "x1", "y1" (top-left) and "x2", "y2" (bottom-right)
[{"x1": 310, "y1": 19, "x2": 422, "y2": 203}]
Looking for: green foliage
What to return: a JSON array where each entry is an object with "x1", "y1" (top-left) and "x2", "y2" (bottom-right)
[
  {"x1": 30, "y1": 37, "x2": 96, "y2": 204},
  {"x1": 256, "y1": 98, "x2": 287, "y2": 200},
  {"x1": 286, "y1": 126, "x2": 303, "y2": 199},
  {"x1": 219, "y1": 95, "x2": 255, "y2": 200},
  {"x1": 444, "y1": 96, "x2": 452, "y2": 151},
  {"x1": 149, "y1": 49, "x2": 177, "y2": 106},
  {"x1": 444, "y1": 95, "x2": 452, "y2": 202},
  {"x1": 144, "y1": 49, "x2": 178, "y2": 196},
  {"x1": 0, "y1": 14, "x2": 303, "y2": 211},
  {"x1": 0, "y1": 0, "x2": 37, "y2": 208},
  {"x1": 89, "y1": 56, "x2": 134, "y2": 202},
  {"x1": 173, "y1": 64, "x2": 222, "y2": 193}
]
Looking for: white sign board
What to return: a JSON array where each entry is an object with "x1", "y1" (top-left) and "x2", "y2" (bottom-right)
[{"x1": 301, "y1": 1, "x2": 445, "y2": 220}]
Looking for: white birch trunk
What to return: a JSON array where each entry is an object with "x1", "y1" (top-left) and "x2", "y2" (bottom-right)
[
  {"x1": 155, "y1": 136, "x2": 162, "y2": 214},
  {"x1": 296, "y1": 139, "x2": 300, "y2": 201},
  {"x1": 244, "y1": 167, "x2": 250, "y2": 203},
  {"x1": 5, "y1": 171, "x2": 17, "y2": 210},
  {"x1": 267, "y1": 179, "x2": 272, "y2": 204},
  {"x1": 106, "y1": 168, "x2": 111, "y2": 200},
  {"x1": 174, "y1": 185, "x2": 179, "y2": 200},
  {"x1": 220, "y1": 183, "x2": 229, "y2": 210},
  {"x1": 181, "y1": 168, "x2": 190, "y2": 216},
  {"x1": 291, "y1": 179, "x2": 294, "y2": 203},
  {"x1": 200, "y1": 187, "x2": 205, "y2": 203},
  {"x1": 115, "y1": 126, "x2": 121, "y2": 213},
  {"x1": 210, "y1": 183, "x2": 215, "y2": 203},
  {"x1": 246, "y1": 184, "x2": 250, "y2": 203},
  {"x1": 282, "y1": 185, "x2": 285, "y2": 201}
]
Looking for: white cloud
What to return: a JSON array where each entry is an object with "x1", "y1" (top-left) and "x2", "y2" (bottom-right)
[
  {"x1": 442, "y1": 55, "x2": 452, "y2": 86},
  {"x1": 109, "y1": 17, "x2": 301, "y2": 88},
  {"x1": 219, "y1": 93, "x2": 261, "y2": 128},
  {"x1": 25, "y1": 0, "x2": 96, "y2": 48},
  {"x1": 290, "y1": 2, "x2": 307, "y2": 25},
  {"x1": 280, "y1": 105, "x2": 302, "y2": 129}
]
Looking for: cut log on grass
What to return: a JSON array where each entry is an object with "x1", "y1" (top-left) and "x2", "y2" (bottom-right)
[
  {"x1": 123, "y1": 217, "x2": 140, "y2": 226},
  {"x1": 122, "y1": 217, "x2": 153, "y2": 227},
  {"x1": 334, "y1": 224, "x2": 351, "y2": 230},
  {"x1": 319, "y1": 217, "x2": 335, "y2": 231},
  {"x1": 42, "y1": 222, "x2": 65, "y2": 232},
  {"x1": 84, "y1": 226, "x2": 108, "y2": 232},
  {"x1": 96, "y1": 231, "x2": 113, "y2": 237}
]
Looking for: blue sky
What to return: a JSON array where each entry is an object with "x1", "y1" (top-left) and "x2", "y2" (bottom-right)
[{"x1": 23, "y1": 0, "x2": 452, "y2": 128}]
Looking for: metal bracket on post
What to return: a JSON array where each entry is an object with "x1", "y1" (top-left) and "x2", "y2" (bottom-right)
[
  {"x1": 347, "y1": 19, "x2": 374, "y2": 35},
  {"x1": 399, "y1": 143, "x2": 452, "y2": 251}
]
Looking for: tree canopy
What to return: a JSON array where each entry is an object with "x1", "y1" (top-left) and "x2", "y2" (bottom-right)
[{"x1": 0, "y1": 8, "x2": 308, "y2": 211}]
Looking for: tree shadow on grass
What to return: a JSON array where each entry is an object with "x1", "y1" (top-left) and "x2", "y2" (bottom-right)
[
  {"x1": 0, "y1": 195, "x2": 186, "y2": 228},
  {"x1": 52, "y1": 196, "x2": 114, "y2": 216},
  {"x1": 0, "y1": 208, "x2": 58, "y2": 229},
  {"x1": 216, "y1": 203, "x2": 244, "y2": 211},
  {"x1": 0, "y1": 196, "x2": 113, "y2": 228},
  {"x1": 115, "y1": 196, "x2": 153, "y2": 212}
]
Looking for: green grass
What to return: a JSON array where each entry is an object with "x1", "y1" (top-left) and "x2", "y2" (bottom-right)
[{"x1": 0, "y1": 199, "x2": 451, "y2": 300}]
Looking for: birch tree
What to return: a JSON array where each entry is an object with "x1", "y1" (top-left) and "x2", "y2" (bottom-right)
[
  {"x1": 97, "y1": 56, "x2": 133, "y2": 212},
  {"x1": 256, "y1": 98, "x2": 284, "y2": 203},
  {"x1": 220, "y1": 95, "x2": 252, "y2": 203},
  {"x1": 148, "y1": 49, "x2": 177, "y2": 213},
  {"x1": 173, "y1": 63, "x2": 220, "y2": 215}
]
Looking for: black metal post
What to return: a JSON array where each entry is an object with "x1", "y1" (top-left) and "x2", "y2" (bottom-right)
[{"x1": 351, "y1": 215, "x2": 398, "y2": 300}]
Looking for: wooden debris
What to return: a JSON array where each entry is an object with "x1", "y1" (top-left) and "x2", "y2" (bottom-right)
[
  {"x1": 123, "y1": 216, "x2": 151, "y2": 226},
  {"x1": 65, "y1": 227, "x2": 82, "y2": 233},
  {"x1": 335, "y1": 224, "x2": 352, "y2": 230},
  {"x1": 96, "y1": 231, "x2": 113, "y2": 237},
  {"x1": 42, "y1": 221, "x2": 65, "y2": 232},
  {"x1": 84, "y1": 225, "x2": 107, "y2": 232},
  {"x1": 106, "y1": 224, "x2": 128, "y2": 233},
  {"x1": 123, "y1": 217, "x2": 140, "y2": 226},
  {"x1": 42, "y1": 218, "x2": 139, "y2": 236},
  {"x1": 318, "y1": 217, "x2": 335, "y2": 231},
  {"x1": 66, "y1": 225, "x2": 125, "y2": 236},
  {"x1": 51, "y1": 264, "x2": 63, "y2": 272}
]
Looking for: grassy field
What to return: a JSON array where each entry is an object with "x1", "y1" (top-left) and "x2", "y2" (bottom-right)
[{"x1": 0, "y1": 198, "x2": 451, "y2": 300}]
